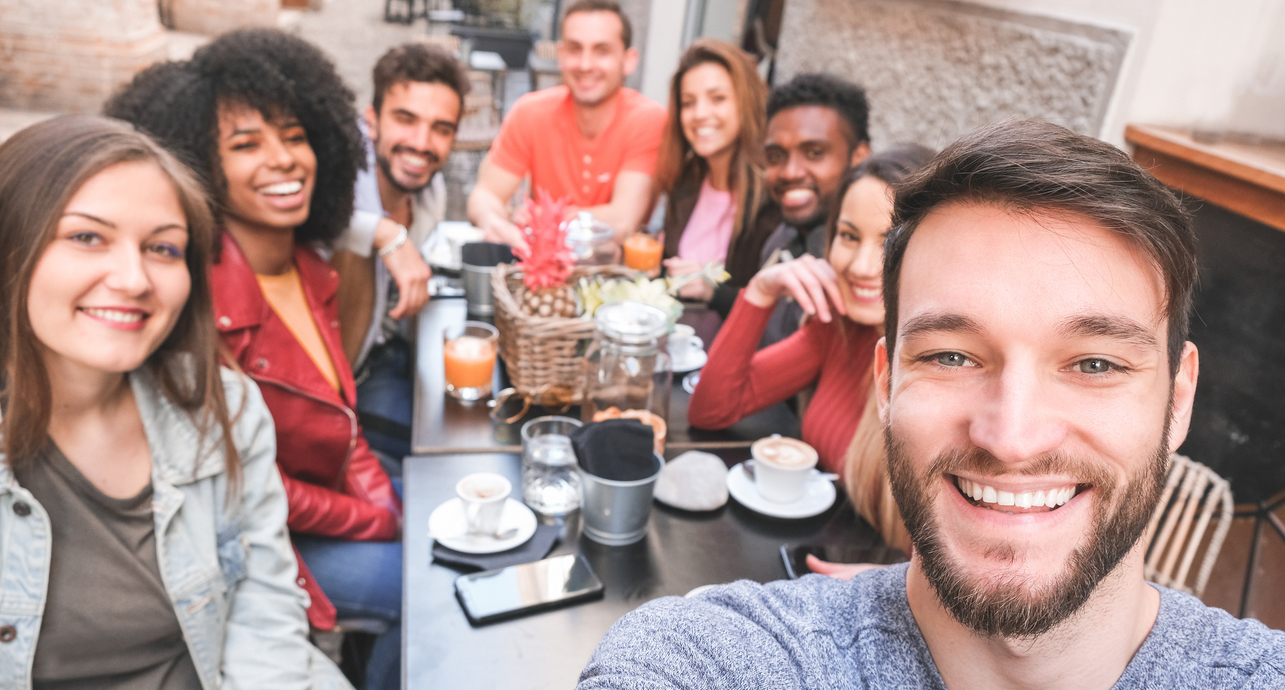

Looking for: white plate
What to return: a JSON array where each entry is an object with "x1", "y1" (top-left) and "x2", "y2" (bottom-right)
[
  {"x1": 726, "y1": 462, "x2": 836, "y2": 519},
  {"x1": 428, "y1": 498, "x2": 538, "y2": 554},
  {"x1": 669, "y1": 348, "x2": 707, "y2": 373}
]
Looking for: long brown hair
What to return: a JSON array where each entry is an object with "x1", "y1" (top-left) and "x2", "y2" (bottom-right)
[
  {"x1": 0, "y1": 115, "x2": 240, "y2": 487},
  {"x1": 828, "y1": 144, "x2": 936, "y2": 553},
  {"x1": 655, "y1": 39, "x2": 767, "y2": 252}
]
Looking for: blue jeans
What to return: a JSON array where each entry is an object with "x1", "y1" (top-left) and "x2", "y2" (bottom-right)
[
  {"x1": 355, "y1": 340, "x2": 413, "y2": 474},
  {"x1": 294, "y1": 479, "x2": 404, "y2": 690}
]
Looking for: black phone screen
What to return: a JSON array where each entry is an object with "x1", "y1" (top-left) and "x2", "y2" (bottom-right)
[
  {"x1": 455, "y1": 553, "x2": 605, "y2": 625},
  {"x1": 781, "y1": 544, "x2": 909, "y2": 579}
]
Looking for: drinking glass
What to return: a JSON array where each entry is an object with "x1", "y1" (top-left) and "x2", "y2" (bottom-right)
[
  {"x1": 623, "y1": 233, "x2": 663, "y2": 272},
  {"x1": 443, "y1": 321, "x2": 498, "y2": 401},
  {"x1": 520, "y1": 416, "x2": 583, "y2": 515}
]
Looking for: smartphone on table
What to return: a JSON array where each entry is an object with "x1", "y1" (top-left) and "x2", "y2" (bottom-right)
[
  {"x1": 780, "y1": 544, "x2": 908, "y2": 579},
  {"x1": 455, "y1": 553, "x2": 605, "y2": 626}
]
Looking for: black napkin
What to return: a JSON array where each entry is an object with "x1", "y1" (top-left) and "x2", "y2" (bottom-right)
[
  {"x1": 570, "y1": 419, "x2": 657, "y2": 481},
  {"x1": 432, "y1": 523, "x2": 561, "y2": 572}
]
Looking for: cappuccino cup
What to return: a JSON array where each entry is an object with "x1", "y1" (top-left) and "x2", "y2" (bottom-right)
[
  {"x1": 750, "y1": 435, "x2": 818, "y2": 503},
  {"x1": 456, "y1": 472, "x2": 511, "y2": 534},
  {"x1": 667, "y1": 324, "x2": 704, "y2": 365}
]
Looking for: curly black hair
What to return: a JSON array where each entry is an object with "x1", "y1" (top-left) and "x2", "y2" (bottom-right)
[
  {"x1": 104, "y1": 28, "x2": 363, "y2": 247},
  {"x1": 766, "y1": 73, "x2": 871, "y2": 150}
]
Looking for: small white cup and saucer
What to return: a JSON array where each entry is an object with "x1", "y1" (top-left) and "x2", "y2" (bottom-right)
[
  {"x1": 726, "y1": 435, "x2": 836, "y2": 519},
  {"x1": 668, "y1": 324, "x2": 707, "y2": 373},
  {"x1": 428, "y1": 473, "x2": 538, "y2": 554}
]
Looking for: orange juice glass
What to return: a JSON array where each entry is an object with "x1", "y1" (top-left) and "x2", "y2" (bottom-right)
[
  {"x1": 623, "y1": 233, "x2": 663, "y2": 272},
  {"x1": 443, "y1": 321, "x2": 498, "y2": 400}
]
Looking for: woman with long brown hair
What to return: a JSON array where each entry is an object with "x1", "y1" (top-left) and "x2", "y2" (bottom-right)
[
  {"x1": 691, "y1": 145, "x2": 936, "y2": 554},
  {"x1": 0, "y1": 115, "x2": 348, "y2": 687},
  {"x1": 655, "y1": 39, "x2": 769, "y2": 301},
  {"x1": 105, "y1": 28, "x2": 403, "y2": 690}
]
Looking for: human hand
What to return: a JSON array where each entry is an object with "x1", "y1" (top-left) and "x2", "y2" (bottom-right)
[
  {"x1": 372, "y1": 217, "x2": 432, "y2": 319},
  {"x1": 805, "y1": 554, "x2": 887, "y2": 580},
  {"x1": 664, "y1": 257, "x2": 714, "y2": 301},
  {"x1": 480, "y1": 216, "x2": 529, "y2": 254},
  {"x1": 743, "y1": 254, "x2": 847, "y2": 322},
  {"x1": 382, "y1": 242, "x2": 432, "y2": 319}
]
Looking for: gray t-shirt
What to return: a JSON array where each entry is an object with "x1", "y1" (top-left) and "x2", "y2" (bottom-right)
[{"x1": 577, "y1": 563, "x2": 1285, "y2": 689}]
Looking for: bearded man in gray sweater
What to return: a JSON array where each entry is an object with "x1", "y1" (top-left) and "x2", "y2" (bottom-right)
[{"x1": 576, "y1": 120, "x2": 1285, "y2": 690}]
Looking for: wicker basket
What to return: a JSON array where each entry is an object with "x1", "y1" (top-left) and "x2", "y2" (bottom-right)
[{"x1": 491, "y1": 264, "x2": 638, "y2": 406}]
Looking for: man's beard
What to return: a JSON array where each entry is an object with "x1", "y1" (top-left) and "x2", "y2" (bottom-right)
[
  {"x1": 886, "y1": 420, "x2": 1170, "y2": 639},
  {"x1": 376, "y1": 144, "x2": 439, "y2": 195}
]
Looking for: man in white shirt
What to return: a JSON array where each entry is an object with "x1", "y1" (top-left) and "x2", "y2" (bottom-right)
[{"x1": 331, "y1": 43, "x2": 468, "y2": 462}]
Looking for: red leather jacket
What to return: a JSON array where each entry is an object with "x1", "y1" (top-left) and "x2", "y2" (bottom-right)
[{"x1": 210, "y1": 231, "x2": 401, "y2": 629}]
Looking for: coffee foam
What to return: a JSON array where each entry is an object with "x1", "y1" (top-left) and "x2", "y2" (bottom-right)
[{"x1": 752, "y1": 437, "x2": 817, "y2": 468}]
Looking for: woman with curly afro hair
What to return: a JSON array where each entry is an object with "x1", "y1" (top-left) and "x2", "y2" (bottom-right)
[{"x1": 106, "y1": 28, "x2": 404, "y2": 689}]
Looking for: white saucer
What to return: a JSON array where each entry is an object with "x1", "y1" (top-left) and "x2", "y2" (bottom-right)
[
  {"x1": 669, "y1": 348, "x2": 707, "y2": 373},
  {"x1": 428, "y1": 498, "x2": 538, "y2": 554},
  {"x1": 726, "y1": 463, "x2": 836, "y2": 519}
]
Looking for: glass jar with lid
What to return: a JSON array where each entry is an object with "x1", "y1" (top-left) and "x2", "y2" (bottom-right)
[
  {"x1": 564, "y1": 211, "x2": 619, "y2": 266},
  {"x1": 581, "y1": 301, "x2": 673, "y2": 423}
]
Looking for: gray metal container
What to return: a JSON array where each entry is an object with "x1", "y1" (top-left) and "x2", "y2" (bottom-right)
[
  {"x1": 460, "y1": 242, "x2": 514, "y2": 317},
  {"x1": 577, "y1": 453, "x2": 664, "y2": 546}
]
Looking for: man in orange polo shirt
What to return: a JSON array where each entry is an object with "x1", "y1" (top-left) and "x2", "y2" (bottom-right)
[{"x1": 467, "y1": 0, "x2": 666, "y2": 251}]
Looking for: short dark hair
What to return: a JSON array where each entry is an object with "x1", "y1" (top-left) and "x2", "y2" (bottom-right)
[
  {"x1": 767, "y1": 73, "x2": 870, "y2": 149},
  {"x1": 372, "y1": 42, "x2": 471, "y2": 115},
  {"x1": 104, "y1": 28, "x2": 363, "y2": 247},
  {"x1": 562, "y1": 0, "x2": 633, "y2": 49},
  {"x1": 883, "y1": 120, "x2": 1197, "y2": 376}
]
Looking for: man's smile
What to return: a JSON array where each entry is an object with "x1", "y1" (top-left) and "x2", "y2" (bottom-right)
[{"x1": 953, "y1": 474, "x2": 1086, "y2": 514}]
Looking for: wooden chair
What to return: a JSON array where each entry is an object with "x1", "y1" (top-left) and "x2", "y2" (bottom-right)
[
  {"x1": 528, "y1": 40, "x2": 562, "y2": 91},
  {"x1": 1143, "y1": 453, "x2": 1234, "y2": 597}
]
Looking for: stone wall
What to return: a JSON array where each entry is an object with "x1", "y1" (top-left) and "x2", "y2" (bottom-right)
[
  {"x1": 774, "y1": 0, "x2": 1131, "y2": 150},
  {"x1": 0, "y1": 0, "x2": 169, "y2": 112}
]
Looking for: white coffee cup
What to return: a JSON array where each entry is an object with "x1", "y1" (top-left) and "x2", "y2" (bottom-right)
[
  {"x1": 750, "y1": 434, "x2": 819, "y2": 503},
  {"x1": 456, "y1": 472, "x2": 511, "y2": 534},
  {"x1": 668, "y1": 324, "x2": 704, "y2": 360}
]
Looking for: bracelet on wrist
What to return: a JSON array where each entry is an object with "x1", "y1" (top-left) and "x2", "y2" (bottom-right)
[{"x1": 377, "y1": 224, "x2": 409, "y2": 258}]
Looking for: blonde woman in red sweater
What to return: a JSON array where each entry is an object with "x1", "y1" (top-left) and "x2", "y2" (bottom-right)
[{"x1": 690, "y1": 145, "x2": 934, "y2": 552}]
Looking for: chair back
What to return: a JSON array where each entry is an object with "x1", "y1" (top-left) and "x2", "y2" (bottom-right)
[{"x1": 1143, "y1": 453, "x2": 1234, "y2": 597}]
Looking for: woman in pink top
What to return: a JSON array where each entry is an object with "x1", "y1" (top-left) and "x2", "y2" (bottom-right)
[{"x1": 655, "y1": 40, "x2": 770, "y2": 301}]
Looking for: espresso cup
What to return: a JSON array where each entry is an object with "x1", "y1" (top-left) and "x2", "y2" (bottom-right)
[
  {"x1": 456, "y1": 472, "x2": 511, "y2": 534},
  {"x1": 750, "y1": 434, "x2": 819, "y2": 503},
  {"x1": 668, "y1": 324, "x2": 703, "y2": 354}
]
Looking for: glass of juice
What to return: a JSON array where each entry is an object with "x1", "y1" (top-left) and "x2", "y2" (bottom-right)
[
  {"x1": 623, "y1": 233, "x2": 663, "y2": 272},
  {"x1": 442, "y1": 321, "x2": 499, "y2": 401}
]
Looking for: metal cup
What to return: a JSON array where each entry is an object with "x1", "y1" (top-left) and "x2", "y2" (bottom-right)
[
  {"x1": 460, "y1": 242, "x2": 515, "y2": 317},
  {"x1": 577, "y1": 452, "x2": 664, "y2": 546}
]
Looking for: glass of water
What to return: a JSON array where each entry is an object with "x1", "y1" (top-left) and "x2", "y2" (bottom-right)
[{"x1": 520, "y1": 416, "x2": 583, "y2": 515}]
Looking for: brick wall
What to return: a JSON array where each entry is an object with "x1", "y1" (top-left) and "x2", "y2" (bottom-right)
[
  {"x1": 0, "y1": 0, "x2": 169, "y2": 112},
  {"x1": 0, "y1": 0, "x2": 278, "y2": 113},
  {"x1": 169, "y1": 0, "x2": 278, "y2": 36}
]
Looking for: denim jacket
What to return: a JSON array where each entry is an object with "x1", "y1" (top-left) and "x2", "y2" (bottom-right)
[{"x1": 0, "y1": 366, "x2": 352, "y2": 689}]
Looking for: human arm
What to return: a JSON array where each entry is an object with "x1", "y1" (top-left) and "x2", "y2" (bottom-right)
[
  {"x1": 688, "y1": 293, "x2": 828, "y2": 430},
  {"x1": 278, "y1": 433, "x2": 401, "y2": 542},
  {"x1": 581, "y1": 170, "x2": 655, "y2": 242},
  {"x1": 219, "y1": 372, "x2": 353, "y2": 689},
  {"x1": 372, "y1": 216, "x2": 431, "y2": 319},
  {"x1": 468, "y1": 155, "x2": 529, "y2": 252}
]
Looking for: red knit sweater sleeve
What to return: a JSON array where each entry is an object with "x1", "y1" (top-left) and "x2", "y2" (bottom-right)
[{"x1": 689, "y1": 292, "x2": 827, "y2": 429}]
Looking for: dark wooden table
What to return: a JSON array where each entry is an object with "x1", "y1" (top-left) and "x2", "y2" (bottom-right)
[
  {"x1": 411, "y1": 298, "x2": 800, "y2": 455},
  {"x1": 402, "y1": 450, "x2": 877, "y2": 689},
  {"x1": 403, "y1": 296, "x2": 874, "y2": 688}
]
